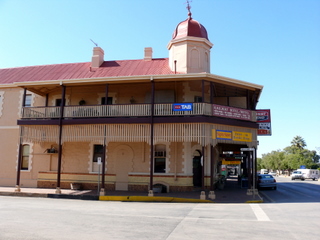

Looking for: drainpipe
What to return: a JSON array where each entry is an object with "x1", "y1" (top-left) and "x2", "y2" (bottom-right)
[
  {"x1": 56, "y1": 85, "x2": 66, "y2": 194},
  {"x1": 15, "y1": 88, "x2": 27, "y2": 192},
  {"x1": 149, "y1": 77, "x2": 155, "y2": 191},
  {"x1": 105, "y1": 84, "x2": 108, "y2": 104},
  {"x1": 210, "y1": 145, "x2": 214, "y2": 190},
  {"x1": 100, "y1": 84, "x2": 109, "y2": 194},
  {"x1": 101, "y1": 126, "x2": 107, "y2": 193},
  {"x1": 210, "y1": 82, "x2": 213, "y2": 104},
  {"x1": 202, "y1": 80, "x2": 205, "y2": 103},
  {"x1": 45, "y1": 94, "x2": 49, "y2": 107},
  {"x1": 15, "y1": 127, "x2": 23, "y2": 192},
  {"x1": 202, "y1": 146, "x2": 205, "y2": 190}
]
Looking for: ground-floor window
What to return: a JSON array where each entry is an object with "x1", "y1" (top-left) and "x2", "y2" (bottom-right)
[
  {"x1": 93, "y1": 144, "x2": 104, "y2": 163},
  {"x1": 154, "y1": 144, "x2": 166, "y2": 173},
  {"x1": 21, "y1": 144, "x2": 30, "y2": 170}
]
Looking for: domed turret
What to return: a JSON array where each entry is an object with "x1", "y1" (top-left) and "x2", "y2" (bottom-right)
[
  {"x1": 172, "y1": 13, "x2": 209, "y2": 41},
  {"x1": 167, "y1": 5, "x2": 213, "y2": 74}
]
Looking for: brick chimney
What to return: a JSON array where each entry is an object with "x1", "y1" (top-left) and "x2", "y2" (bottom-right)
[
  {"x1": 144, "y1": 47, "x2": 153, "y2": 61},
  {"x1": 91, "y1": 47, "x2": 104, "y2": 68}
]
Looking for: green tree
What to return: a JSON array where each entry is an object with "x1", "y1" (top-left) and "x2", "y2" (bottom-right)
[
  {"x1": 261, "y1": 150, "x2": 285, "y2": 171},
  {"x1": 257, "y1": 157, "x2": 263, "y2": 170},
  {"x1": 260, "y1": 136, "x2": 320, "y2": 173},
  {"x1": 290, "y1": 135, "x2": 306, "y2": 150}
]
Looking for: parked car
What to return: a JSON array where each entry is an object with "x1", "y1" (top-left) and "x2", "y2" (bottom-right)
[
  {"x1": 258, "y1": 174, "x2": 277, "y2": 190},
  {"x1": 268, "y1": 172, "x2": 277, "y2": 177}
]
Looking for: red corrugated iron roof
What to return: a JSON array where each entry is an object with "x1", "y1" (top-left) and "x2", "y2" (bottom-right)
[{"x1": 0, "y1": 58, "x2": 175, "y2": 84}]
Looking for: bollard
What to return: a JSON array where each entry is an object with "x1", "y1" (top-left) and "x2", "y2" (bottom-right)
[
  {"x1": 200, "y1": 191, "x2": 206, "y2": 200},
  {"x1": 99, "y1": 188, "x2": 105, "y2": 196},
  {"x1": 148, "y1": 190, "x2": 154, "y2": 197},
  {"x1": 208, "y1": 191, "x2": 215, "y2": 200},
  {"x1": 14, "y1": 185, "x2": 21, "y2": 192},
  {"x1": 55, "y1": 187, "x2": 62, "y2": 194}
]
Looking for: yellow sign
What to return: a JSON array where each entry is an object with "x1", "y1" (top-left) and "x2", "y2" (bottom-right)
[
  {"x1": 212, "y1": 129, "x2": 252, "y2": 142},
  {"x1": 232, "y1": 131, "x2": 252, "y2": 142},
  {"x1": 216, "y1": 130, "x2": 232, "y2": 140},
  {"x1": 222, "y1": 160, "x2": 241, "y2": 165}
]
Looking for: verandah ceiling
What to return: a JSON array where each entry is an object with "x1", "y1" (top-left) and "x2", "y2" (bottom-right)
[{"x1": 21, "y1": 123, "x2": 215, "y2": 146}]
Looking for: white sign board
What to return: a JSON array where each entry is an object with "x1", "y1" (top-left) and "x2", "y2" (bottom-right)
[{"x1": 240, "y1": 148, "x2": 255, "y2": 151}]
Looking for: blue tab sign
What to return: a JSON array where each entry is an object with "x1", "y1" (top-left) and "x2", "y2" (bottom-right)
[{"x1": 172, "y1": 103, "x2": 193, "y2": 111}]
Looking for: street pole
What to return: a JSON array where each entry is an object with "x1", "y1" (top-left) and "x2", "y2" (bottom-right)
[
  {"x1": 97, "y1": 157, "x2": 101, "y2": 195},
  {"x1": 241, "y1": 148, "x2": 257, "y2": 198}
]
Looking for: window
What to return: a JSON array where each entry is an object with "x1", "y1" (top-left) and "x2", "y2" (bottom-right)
[
  {"x1": 24, "y1": 94, "x2": 32, "y2": 107},
  {"x1": 21, "y1": 145, "x2": 30, "y2": 170},
  {"x1": 93, "y1": 144, "x2": 104, "y2": 163},
  {"x1": 194, "y1": 96, "x2": 202, "y2": 102},
  {"x1": 101, "y1": 97, "x2": 113, "y2": 105},
  {"x1": 154, "y1": 144, "x2": 166, "y2": 173},
  {"x1": 55, "y1": 99, "x2": 62, "y2": 106}
]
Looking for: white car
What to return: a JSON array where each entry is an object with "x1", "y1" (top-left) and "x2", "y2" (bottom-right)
[
  {"x1": 291, "y1": 170, "x2": 304, "y2": 180},
  {"x1": 268, "y1": 172, "x2": 277, "y2": 177}
]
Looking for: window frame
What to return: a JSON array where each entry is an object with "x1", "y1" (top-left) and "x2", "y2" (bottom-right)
[
  {"x1": 92, "y1": 144, "x2": 104, "y2": 163},
  {"x1": 24, "y1": 94, "x2": 32, "y2": 107},
  {"x1": 21, "y1": 144, "x2": 30, "y2": 171},
  {"x1": 154, "y1": 144, "x2": 167, "y2": 173}
]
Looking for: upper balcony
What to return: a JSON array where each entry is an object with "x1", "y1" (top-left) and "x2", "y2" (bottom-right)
[{"x1": 20, "y1": 103, "x2": 257, "y2": 123}]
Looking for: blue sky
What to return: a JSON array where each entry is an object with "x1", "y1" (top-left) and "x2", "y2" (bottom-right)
[{"x1": 0, "y1": 0, "x2": 319, "y2": 157}]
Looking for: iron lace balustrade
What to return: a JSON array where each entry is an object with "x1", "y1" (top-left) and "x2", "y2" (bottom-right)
[{"x1": 21, "y1": 103, "x2": 256, "y2": 121}]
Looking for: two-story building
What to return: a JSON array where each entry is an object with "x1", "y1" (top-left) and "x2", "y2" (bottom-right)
[{"x1": 0, "y1": 9, "x2": 263, "y2": 194}]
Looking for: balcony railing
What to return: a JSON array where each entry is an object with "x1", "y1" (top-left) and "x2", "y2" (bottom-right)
[{"x1": 21, "y1": 103, "x2": 256, "y2": 122}]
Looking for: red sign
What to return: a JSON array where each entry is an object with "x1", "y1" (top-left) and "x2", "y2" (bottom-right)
[
  {"x1": 256, "y1": 109, "x2": 271, "y2": 122},
  {"x1": 257, "y1": 109, "x2": 272, "y2": 136},
  {"x1": 212, "y1": 104, "x2": 252, "y2": 121}
]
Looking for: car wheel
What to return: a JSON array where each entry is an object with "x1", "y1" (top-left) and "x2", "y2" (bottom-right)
[
  {"x1": 313, "y1": 178, "x2": 315, "y2": 181},
  {"x1": 274, "y1": 186, "x2": 277, "y2": 190},
  {"x1": 301, "y1": 178, "x2": 305, "y2": 181}
]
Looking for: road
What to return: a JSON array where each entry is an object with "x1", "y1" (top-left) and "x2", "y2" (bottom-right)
[
  {"x1": 259, "y1": 175, "x2": 320, "y2": 203},
  {"x1": 0, "y1": 177, "x2": 319, "y2": 240}
]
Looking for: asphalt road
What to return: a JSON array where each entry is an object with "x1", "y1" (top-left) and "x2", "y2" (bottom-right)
[
  {"x1": 259, "y1": 176, "x2": 320, "y2": 203},
  {"x1": 1, "y1": 179, "x2": 320, "y2": 240}
]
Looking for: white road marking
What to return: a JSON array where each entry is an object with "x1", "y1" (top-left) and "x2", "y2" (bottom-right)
[{"x1": 250, "y1": 204, "x2": 270, "y2": 221}]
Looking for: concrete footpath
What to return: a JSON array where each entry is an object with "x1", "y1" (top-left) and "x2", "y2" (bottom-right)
[{"x1": 0, "y1": 177, "x2": 263, "y2": 203}]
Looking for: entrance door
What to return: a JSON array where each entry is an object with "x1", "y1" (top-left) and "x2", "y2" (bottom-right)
[
  {"x1": 193, "y1": 150, "x2": 202, "y2": 187},
  {"x1": 115, "y1": 145, "x2": 133, "y2": 191}
]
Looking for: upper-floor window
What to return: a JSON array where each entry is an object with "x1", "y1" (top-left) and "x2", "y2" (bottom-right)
[
  {"x1": 21, "y1": 144, "x2": 30, "y2": 170},
  {"x1": 101, "y1": 97, "x2": 113, "y2": 105},
  {"x1": 194, "y1": 96, "x2": 202, "y2": 103},
  {"x1": 55, "y1": 99, "x2": 63, "y2": 106},
  {"x1": 24, "y1": 94, "x2": 32, "y2": 107}
]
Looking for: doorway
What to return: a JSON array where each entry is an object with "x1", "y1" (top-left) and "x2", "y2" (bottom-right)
[
  {"x1": 193, "y1": 150, "x2": 202, "y2": 187},
  {"x1": 114, "y1": 145, "x2": 133, "y2": 191}
]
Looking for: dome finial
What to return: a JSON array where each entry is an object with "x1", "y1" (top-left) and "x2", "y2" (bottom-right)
[{"x1": 185, "y1": 0, "x2": 192, "y2": 18}]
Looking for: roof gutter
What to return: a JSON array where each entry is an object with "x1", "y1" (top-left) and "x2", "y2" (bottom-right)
[{"x1": 13, "y1": 72, "x2": 263, "y2": 89}]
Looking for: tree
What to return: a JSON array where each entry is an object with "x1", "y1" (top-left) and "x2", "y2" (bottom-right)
[
  {"x1": 290, "y1": 135, "x2": 306, "y2": 150},
  {"x1": 261, "y1": 150, "x2": 285, "y2": 171},
  {"x1": 259, "y1": 136, "x2": 320, "y2": 173}
]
